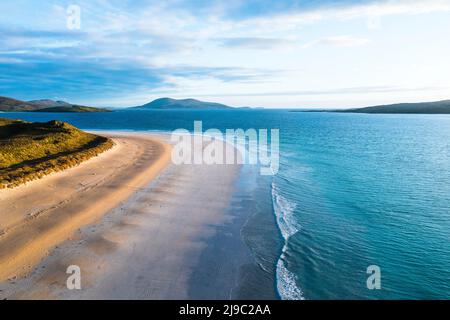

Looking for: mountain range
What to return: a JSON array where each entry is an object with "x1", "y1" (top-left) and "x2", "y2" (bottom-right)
[
  {"x1": 0, "y1": 96, "x2": 110, "y2": 113},
  {"x1": 3, "y1": 95, "x2": 450, "y2": 114}
]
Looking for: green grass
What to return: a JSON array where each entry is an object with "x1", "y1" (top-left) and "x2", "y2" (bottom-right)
[{"x1": 0, "y1": 118, "x2": 114, "y2": 188}]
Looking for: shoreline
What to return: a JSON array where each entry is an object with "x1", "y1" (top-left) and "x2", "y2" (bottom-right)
[
  {"x1": 186, "y1": 163, "x2": 281, "y2": 299},
  {"x1": 0, "y1": 132, "x2": 172, "y2": 282},
  {"x1": 0, "y1": 131, "x2": 246, "y2": 299},
  {"x1": 0, "y1": 130, "x2": 279, "y2": 299}
]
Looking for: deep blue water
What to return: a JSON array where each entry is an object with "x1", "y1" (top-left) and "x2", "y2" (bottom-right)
[{"x1": 2, "y1": 110, "x2": 450, "y2": 299}]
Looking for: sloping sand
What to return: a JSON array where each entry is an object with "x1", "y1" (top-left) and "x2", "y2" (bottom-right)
[
  {"x1": 0, "y1": 132, "x2": 246, "y2": 299},
  {"x1": 0, "y1": 133, "x2": 171, "y2": 282}
]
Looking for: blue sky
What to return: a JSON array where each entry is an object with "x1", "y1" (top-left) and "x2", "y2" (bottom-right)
[{"x1": 1, "y1": 0, "x2": 450, "y2": 108}]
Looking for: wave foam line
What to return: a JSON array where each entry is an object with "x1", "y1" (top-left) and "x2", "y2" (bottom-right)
[{"x1": 271, "y1": 182, "x2": 305, "y2": 300}]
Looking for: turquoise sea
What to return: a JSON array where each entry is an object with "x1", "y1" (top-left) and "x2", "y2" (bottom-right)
[{"x1": 3, "y1": 110, "x2": 450, "y2": 299}]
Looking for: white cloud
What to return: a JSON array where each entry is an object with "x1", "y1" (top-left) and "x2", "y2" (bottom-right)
[
  {"x1": 2, "y1": 0, "x2": 446, "y2": 65},
  {"x1": 334, "y1": 0, "x2": 450, "y2": 19},
  {"x1": 303, "y1": 35, "x2": 370, "y2": 48},
  {"x1": 218, "y1": 37, "x2": 295, "y2": 49}
]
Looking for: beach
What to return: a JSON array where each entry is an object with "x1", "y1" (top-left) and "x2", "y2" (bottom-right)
[{"x1": 0, "y1": 131, "x2": 276, "y2": 299}]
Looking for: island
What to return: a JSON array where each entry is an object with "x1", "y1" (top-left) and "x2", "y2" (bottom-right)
[
  {"x1": 131, "y1": 97, "x2": 233, "y2": 110},
  {"x1": 336, "y1": 99, "x2": 450, "y2": 114}
]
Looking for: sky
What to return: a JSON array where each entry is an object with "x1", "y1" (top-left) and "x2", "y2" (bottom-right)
[{"x1": 0, "y1": 0, "x2": 450, "y2": 109}]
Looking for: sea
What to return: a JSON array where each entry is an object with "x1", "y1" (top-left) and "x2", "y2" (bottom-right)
[{"x1": 2, "y1": 109, "x2": 450, "y2": 299}]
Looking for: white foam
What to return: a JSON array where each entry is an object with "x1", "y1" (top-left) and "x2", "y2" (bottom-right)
[
  {"x1": 271, "y1": 182, "x2": 305, "y2": 300},
  {"x1": 277, "y1": 258, "x2": 305, "y2": 300},
  {"x1": 272, "y1": 183, "x2": 298, "y2": 240}
]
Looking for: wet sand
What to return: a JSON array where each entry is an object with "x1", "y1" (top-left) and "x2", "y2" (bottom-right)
[{"x1": 0, "y1": 131, "x2": 254, "y2": 299}]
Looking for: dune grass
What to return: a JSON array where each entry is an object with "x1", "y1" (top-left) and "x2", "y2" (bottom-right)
[{"x1": 0, "y1": 118, "x2": 114, "y2": 188}]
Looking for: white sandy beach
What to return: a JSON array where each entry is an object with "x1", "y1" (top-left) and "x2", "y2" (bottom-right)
[{"x1": 0, "y1": 131, "x2": 243, "y2": 299}]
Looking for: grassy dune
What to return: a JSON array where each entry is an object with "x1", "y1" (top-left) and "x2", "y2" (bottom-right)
[{"x1": 0, "y1": 118, "x2": 114, "y2": 188}]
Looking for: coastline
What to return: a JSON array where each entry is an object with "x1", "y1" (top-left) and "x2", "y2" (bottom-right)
[
  {"x1": 0, "y1": 130, "x2": 279, "y2": 299},
  {"x1": 0, "y1": 132, "x2": 172, "y2": 282},
  {"x1": 186, "y1": 163, "x2": 282, "y2": 299}
]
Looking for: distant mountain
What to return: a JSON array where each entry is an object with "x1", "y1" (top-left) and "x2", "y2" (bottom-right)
[
  {"x1": 28, "y1": 99, "x2": 72, "y2": 108},
  {"x1": 338, "y1": 100, "x2": 450, "y2": 114},
  {"x1": 0, "y1": 96, "x2": 110, "y2": 112},
  {"x1": 32, "y1": 106, "x2": 111, "y2": 113},
  {"x1": 132, "y1": 98, "x2": 233, "y2": 110},
  {"x1": 0, "y1": 96, "x2": 42, "y2": 111}
]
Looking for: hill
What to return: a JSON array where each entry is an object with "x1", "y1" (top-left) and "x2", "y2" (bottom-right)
[
  {"x1": 0, "y1": 97, "x2": 43, "y2": 111},
  {"x1": 0, "y1": 96, "x2": 110, "y2": 112},
  {"x1": 28, "y1": 99, "x2": 72, "y2": 108},
  {"x1": 338, "y1": 100, "x2": 450, "y2": 114},
  {"x1": 32, "y1": 106, "x2": 111, "y2": 113},
  {"x1": 0, "y1": 118, "x2": 113, "y2": 188},
  {"x1": 132, "y1": 98, "x2": 233, "y2": 110}
]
